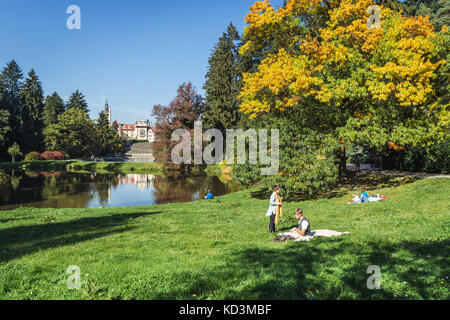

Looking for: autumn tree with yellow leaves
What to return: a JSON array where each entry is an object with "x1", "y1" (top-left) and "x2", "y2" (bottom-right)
[{"x1": 238, "y1": 0, "x2": 448, "y2": 179}]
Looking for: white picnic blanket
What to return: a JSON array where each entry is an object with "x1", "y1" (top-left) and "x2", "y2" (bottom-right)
[{"x1": 279, "y1": 230, "x2": 350, "y2": 242}]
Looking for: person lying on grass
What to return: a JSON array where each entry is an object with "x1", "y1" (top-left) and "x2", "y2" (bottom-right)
[
  {"x1": 348, "y1": 191, "x2": 386, "y2": 204},
  {"x1": 290, "y1": 208, "x2": 311, "y2": 236},
  {"x1": 348, "y1": 187, "x2": 370, "y2": 204}
]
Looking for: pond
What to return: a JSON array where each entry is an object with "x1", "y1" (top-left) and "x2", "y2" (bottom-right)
[{"x1": 0, "y1": 170, "x2": 241, "y2": 211}]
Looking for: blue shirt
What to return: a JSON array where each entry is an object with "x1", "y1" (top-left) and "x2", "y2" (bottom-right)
[{"x1": 205, "y1": 193, "x2": 214, "y2": 200}]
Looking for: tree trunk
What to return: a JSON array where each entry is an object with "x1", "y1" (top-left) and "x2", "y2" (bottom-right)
[
  {"x1": 12, "y1": 155, "x2": 15, "y2": 163},
  {"x1": 337, "y1": 146, "x2": 346, "y2": 182}
]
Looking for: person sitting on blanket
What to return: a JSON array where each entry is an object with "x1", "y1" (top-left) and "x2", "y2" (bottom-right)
[
  {"x1": 290, "y1": 208, "x2": 311, "y2": 236},
  {"x1": 205, "y1": 190, "x2": 214, "y2": 200}
]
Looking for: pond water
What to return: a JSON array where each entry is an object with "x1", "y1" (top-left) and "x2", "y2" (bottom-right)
[{"x1": 0, "y1": 170, "x2": 241, "y2": 211}]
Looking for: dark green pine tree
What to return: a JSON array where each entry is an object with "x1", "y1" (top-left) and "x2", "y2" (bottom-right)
[
  {"x1": 67, "y1": 90, "x2": 89, "y2": 113},
  {"x1": 96, "y1": 110, "x2": 121, "y2": 156},
  {"x1": 19, "y1": 69, "x2": 45, "y2": 153},
  {"x1": 0, "y1": 60, "x2": 23, "y2": 148},
  {"x1": 434, "y1": 0, "x2": 450, "y2": 30},
  {"x1": 402, "y1": 0, "x2": 450, "y2": 30},
  {"x1": 203, "y1": 23, "x2": 241, "y2": 133},
  {"x1": 43, "y1": 92, "x2": 65, "y2": 127}
]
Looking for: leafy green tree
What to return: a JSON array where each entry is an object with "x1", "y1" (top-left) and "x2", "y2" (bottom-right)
[
  {"x1": 44, "y1": 107, "x2": 98, "y2": 157},
  {"x1": 203, "y1": 23, "x2": 241, "y2": 133},
  {"x1": 0, "y1": 60, "x2": 23, "y2": 147},
  {"x1": 43, "y1": 92, "x2": 65, "y2": 127},
  {"x1": 233, "y1": 116, "x2": 339, "y2": 198},
  {"x1": 8, "y1": 142, "x2": 22, "y2": 163},
  {"x1": 96, "y1": 110, "x2": 123, "y2": 155},
  {"x1": 19, "y1": 69, "x2": 45, "y2": 153},
  {"x1": 67, "y1": 90, "x2": 89, "y2": 113},
  {"x1": 0, "y1": 81, "x2": 11, "y2": 158}
]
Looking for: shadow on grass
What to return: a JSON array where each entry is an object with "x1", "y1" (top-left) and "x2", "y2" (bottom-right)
[
  {"x1": 0, "y1": 211, "x2": 161, "y2": 263},
  {"x1": 147, "y1": 238, "x2": 449, "y2": 300},
  {"x1": 250, "y1": 173, "x2": 421, "y2": 202}
]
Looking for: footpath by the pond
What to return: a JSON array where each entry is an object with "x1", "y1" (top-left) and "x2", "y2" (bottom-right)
[{"x1": 347, "y1": 163, "x2": 450, "y2": 179}]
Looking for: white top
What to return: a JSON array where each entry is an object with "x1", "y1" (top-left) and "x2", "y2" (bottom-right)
[
  {"x1": 265, "y1": 193, "x2": 281, "y2": 216},
  {"x1": 299, "y1": 219, "x2": 310, "y2": 231}
]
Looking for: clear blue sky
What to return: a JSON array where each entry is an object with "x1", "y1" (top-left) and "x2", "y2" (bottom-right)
[{"x1": 0, "y1": 0, "x2": 283, "y2": 124}]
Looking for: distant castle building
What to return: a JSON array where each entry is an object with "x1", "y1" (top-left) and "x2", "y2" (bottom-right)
[
  {"x1": 104, "y1": 100, "x2": 112, "y2": 123},
  {"x1": 104, "y1": 101, "x2": 155, "y2": 142}
]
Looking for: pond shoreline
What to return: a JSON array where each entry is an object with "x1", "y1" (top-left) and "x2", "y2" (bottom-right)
[{"x1": 0, "y1": 160, "x2": 163, "y2": 175}]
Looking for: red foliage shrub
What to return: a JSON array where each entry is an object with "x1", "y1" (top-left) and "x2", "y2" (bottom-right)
[{"x1": 41, "y1": 151, "x2": 65, "y2": 160}]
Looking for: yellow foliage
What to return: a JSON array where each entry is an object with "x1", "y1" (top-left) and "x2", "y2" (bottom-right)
[{"x1": 238, "y1": 0, "x2": 445, "y2": 118}]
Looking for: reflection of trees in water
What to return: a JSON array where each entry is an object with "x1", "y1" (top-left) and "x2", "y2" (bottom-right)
[
  {"x1": 0, "y1": 171, "x2": 119, "y2": 209},
  {"x1": 90, "y1": 174, "x2": 119, "y2": 206},
  {"x1": 151, "y1": 175, "x2": 241, "y2": 204},
  {"x1": 10, "y1": 170, "x2": 22, "y2": 192},
  {"x1": 152, "y1": 176, "x2": 204, "y2": 203},
  {"x1": 0, "y1": 169, "x2": 11, "y2": 203},
  {"x1": 0, "y1": 170, "x2": 241, "y2": 209}
]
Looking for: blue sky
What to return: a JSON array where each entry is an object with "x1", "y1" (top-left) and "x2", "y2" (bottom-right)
[{"x1": 0, "y1": 0, "x2": 284, "y2": 124}]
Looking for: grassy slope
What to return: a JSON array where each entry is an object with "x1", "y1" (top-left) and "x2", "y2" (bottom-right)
[
  {"x1": 0, "y1": 161, "x2": 162, "y2": 174},
  {"x1": 0, "y1": 178, "x2": 448, "y2": 300}
]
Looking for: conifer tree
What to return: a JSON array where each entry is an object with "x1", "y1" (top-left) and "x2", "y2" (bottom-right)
[
  {"x1": 203, "y1": 23, "x2": 241, "y2": 133},
  {"x1": 0, "y1": 60, "x2": 23, "y2": 147},
  {"x1": 96, "y1": 110, "x2": 122, "y2": 155},
  {"x1": 67, "y1": 90, "x2": 89, "y2": 113},
  {"x1": 19, "y1": 69, "x2": 45, "y2": 153},
  {"x1": 43, "y1": 92, "x2": 65, "y2": 127}
]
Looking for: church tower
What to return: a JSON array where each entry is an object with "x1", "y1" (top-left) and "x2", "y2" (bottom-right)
[{"x1": 104, "y1": 100, "x2": 111, "y2": 124}]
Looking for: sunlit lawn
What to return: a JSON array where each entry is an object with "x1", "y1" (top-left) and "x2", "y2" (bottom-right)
[{"x1": 0, "y1": 177, "x2": 448, "y2": 299}]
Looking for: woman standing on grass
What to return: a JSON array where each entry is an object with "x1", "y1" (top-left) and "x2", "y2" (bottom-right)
[{"x1": 266, "y1": 185, "x2": 283, "y2": 234}]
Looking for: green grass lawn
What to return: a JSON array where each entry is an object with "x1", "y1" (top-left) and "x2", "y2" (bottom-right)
[
  {"x1": 0, "y1": 177, "x2": 448, "y2": 300},
  {"x1": 0, "y1": 160, "x2": 162, "y2": 174}
]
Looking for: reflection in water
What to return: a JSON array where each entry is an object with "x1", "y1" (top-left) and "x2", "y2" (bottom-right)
[{"x1": 0, "y1": 170, "x2": 241, "y2": 211}]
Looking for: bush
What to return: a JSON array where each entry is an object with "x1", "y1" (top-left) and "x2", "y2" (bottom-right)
[
  {"x1": 41, "y1": 151, "x2": 65, "y2": 160},
  {"x1": 232, "y1": 119, "x2": 339, "y2": 198},
  {"x1": 383, "y1": 139, "x2": 450, "y2": 174},
  {"x1": 24, "y1": 152, "x2": 43, "y2": 161}
]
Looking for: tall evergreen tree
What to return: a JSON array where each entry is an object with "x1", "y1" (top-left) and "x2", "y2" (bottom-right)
[
  {"x1": 19, "y1": 69, "x2": 45, "y2": 153},
  {"x1": 96, "y1": 109, "x2": 122, "y2": 156},
  {"x1": 0, "y1": 60, "x2": 23, "y2": 147},
  {"x1": 435, "y1": 0, "x2": 450, "y2": 30},
  {"x1": 203, "y1": 23, "x2": 241, "y2": 133},
  {"x1": 43, "y1": 92, "x2": 65, "y2": 127},
  {"x1": 403, "y1": 0, "x2": 450, "y2": 30},
  {"x1": 67, "y1": 90, "x2": 89, "y2": 113}
]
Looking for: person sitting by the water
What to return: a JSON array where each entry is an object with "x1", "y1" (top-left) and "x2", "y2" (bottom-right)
[
  {"x1": 205, "y1": 190, "x2": 214, "y2": 200},
  {"x1": 290, "y1": 208, "x2": 311, "y2": 236}
]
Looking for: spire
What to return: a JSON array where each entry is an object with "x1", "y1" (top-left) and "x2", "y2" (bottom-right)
[
  {"x1": 104, "y1": 99, "x2": 111, "y2": 124},
  {"x1": 104, "y1": 99, "x2": 109, "y2": 113}
]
